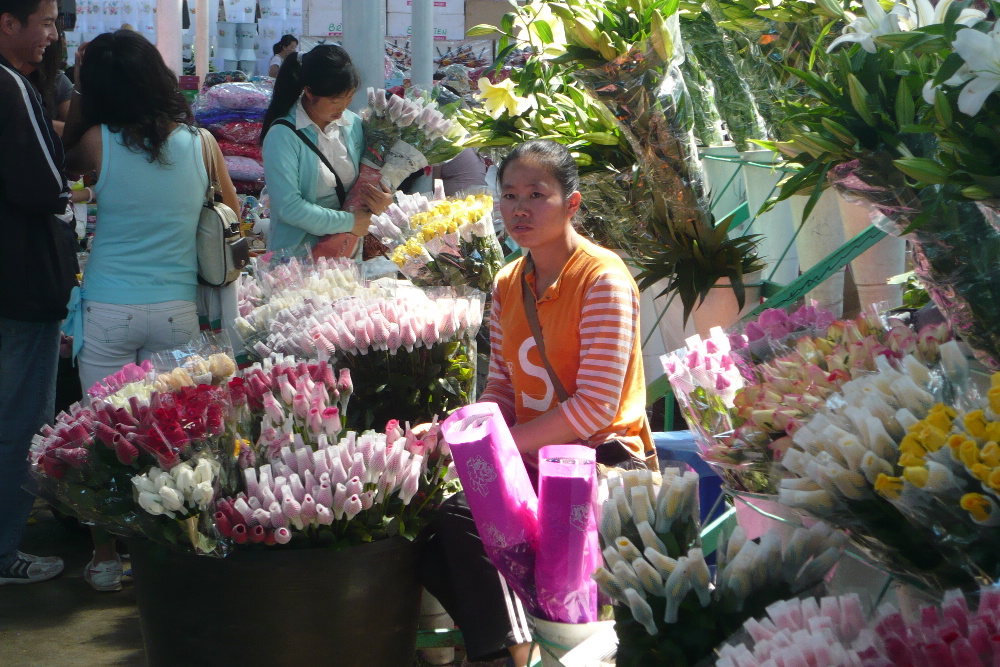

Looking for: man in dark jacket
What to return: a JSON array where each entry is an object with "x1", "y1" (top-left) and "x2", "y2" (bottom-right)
[{"x1": 0, "y1": 0, "x2": 77, "y2": 585}]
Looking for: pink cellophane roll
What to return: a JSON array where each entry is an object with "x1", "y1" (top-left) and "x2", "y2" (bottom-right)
[
  {"x1": 442, "y1": 402, "x2": 540, "y2": 615},
  {"x1": 536, "y1": 445, "x2": 599, "y2": 623}
]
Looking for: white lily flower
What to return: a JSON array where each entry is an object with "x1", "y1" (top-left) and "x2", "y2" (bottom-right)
[
  {"x1": 894, "y1": 0, "x2": 985, "y2": 31},
  {"x1": 827, "y1": 0, "x2": 899, "y2": 53},
  {"x1": 952, "y1": 26, "x2": 1000, "y2": 116}
]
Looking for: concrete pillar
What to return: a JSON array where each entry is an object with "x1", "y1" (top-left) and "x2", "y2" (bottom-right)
[
  {"x1": 410, "y1": 0, "x2": 434, "y2": 92},
  {"x1": 195, "y1": 0, "x2": 209, "y2": 87},
  {"x1": 342, "y1": 0, "x2": 387, "y2": 111},
  {"x1": 156, "y1": 0, "x2": 184, "y2": 75}
]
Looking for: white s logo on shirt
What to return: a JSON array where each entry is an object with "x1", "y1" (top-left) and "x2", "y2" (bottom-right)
[{"x1": 518, "y1": 336, "x2": 553, "y2": 411}]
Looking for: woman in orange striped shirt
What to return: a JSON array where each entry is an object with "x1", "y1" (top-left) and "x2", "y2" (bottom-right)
[{"x1": 421, "y1": 140, "x2": 653, "y2": 667}]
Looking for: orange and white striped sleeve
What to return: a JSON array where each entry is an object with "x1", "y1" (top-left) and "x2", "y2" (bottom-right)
[
  {"x1": 478, "y1": 282, "x2": 516, "y2": 425},
  {"x1": 558, "y1": 273, "x2": 639, "y2": 440}
]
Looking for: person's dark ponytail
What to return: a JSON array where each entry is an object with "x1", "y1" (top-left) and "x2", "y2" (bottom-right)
[{"x1": 260, "y1": 52, "x2": 303, "y2": 143}]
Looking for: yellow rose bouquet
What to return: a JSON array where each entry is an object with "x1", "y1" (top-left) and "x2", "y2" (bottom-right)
[{"x1": 371, "y1": 189, "x2": 504, "y2": 293}]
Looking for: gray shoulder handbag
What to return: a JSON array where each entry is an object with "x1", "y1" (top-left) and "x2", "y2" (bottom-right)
[{"x1": 196, "y1": 128, "x2": 250, "y2": 287}]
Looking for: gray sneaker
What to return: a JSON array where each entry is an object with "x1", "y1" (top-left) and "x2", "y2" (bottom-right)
[{"x1": 0, "y1": 551, "x2": 64, "y2": 585}]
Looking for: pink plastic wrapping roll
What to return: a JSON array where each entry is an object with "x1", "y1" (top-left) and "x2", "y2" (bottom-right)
[
  {"x1": 536, "y1": 444, "x2": 599, "y2": 623},
  {"x1": 442, "y1": 402, "x2": 540, "y2": 614}
]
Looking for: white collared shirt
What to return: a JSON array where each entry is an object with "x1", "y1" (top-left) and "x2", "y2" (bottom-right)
[{"x1": 294, "y1": 97, "x2": 357, "y2": 205}]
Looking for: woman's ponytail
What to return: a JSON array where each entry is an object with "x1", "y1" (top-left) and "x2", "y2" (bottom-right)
[{"x1": 260, "y1": 52, "x2": 304, "y2": 143}]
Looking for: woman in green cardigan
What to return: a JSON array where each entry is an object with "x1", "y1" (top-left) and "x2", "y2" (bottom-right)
[{"x1": 261, "y1": 45, "x2": 391, "y2": 253}]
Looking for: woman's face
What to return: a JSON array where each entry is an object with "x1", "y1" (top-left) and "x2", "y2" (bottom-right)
[
  {"x1": 499, "y1": 158, "x2": 580, "y2": 250},
  {"x1": 302, "y1": 87, "x2": 354, "y2": 128},
  {"x1": 282, "y1": 41, "x2": 298, "y2": 57}
]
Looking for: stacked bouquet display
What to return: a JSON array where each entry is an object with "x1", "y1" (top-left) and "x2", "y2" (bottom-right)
[
  {"x1": 368, "y1": 189, "x2": 504, "y2": 292},
  {"x1": 597, "y1": 463, "x2": 846, "y2": 666},
  {"x1": 235, "y1": 254, "x2": 484, "y2": 430},
  {"x1": 29, "y1": 356, "x2": 243, "y2": 555},
  {"x1": 664, "y1": 304, "x2": 953, "y2": 494},
  {"x1": 29, "y1": 351, "x2": 457, "y2": 555},
  {"x1": 717, "y1": 585, "x2": 1000, "y2": 666},
  {"x1": 777, "y1": 335, "x2": 1000, "y2": 590}
]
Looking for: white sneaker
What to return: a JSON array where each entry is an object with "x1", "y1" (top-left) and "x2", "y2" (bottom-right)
[
  {"x1": 0, "y1": 551, "x2": 64, "y2": 585},
  {"x1": 83, "y1": 552, "x2": 123, "y2": 592}
]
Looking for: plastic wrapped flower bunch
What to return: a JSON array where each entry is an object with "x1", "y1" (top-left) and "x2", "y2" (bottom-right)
[
  {"x1": 717, "y1": 585, "x2": 1000, "y2": 666},
  {"x1": 29, "y1": 369, "x2": 242, "y2": 556},
  {"x1": 664, "y1": 305, "x2": 953, "y2": 494},
  {"x1": 219, "y1": 354, "x2": 456, "y2": 546},
  {"x1": 778, "y1": 338, "x2": 1000, "y2": 589},
  {"x1": 340, "y1": 87, "x2": 465, "y2": 212},
  {"x1": 370, "y1": 186, "x2": 504, "y2": 293},
  {"x1": 595, "y1": 467, "x2": 846, "y2": 666}
]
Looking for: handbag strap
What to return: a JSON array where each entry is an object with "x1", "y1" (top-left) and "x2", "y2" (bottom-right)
[
  {"x1": 271, "y1": 118, "x2": 346, "y2": 204},
  {"x1": 522, "y1": 253, "x2": 658, "y2": 467},
  {"x1": 198, "y1": 128, "x2": 222, "y2": 203},
  {"x1": 520, "y1": 253, "x2": 570, "y2": 404}
]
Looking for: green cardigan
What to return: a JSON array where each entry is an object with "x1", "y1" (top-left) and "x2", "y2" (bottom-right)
[{"x1": 261, "y1": 107, "x2": 365, "y2": 252}]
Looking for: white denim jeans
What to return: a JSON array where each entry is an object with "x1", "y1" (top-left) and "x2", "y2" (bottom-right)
[{"x1": 77, "y1": 300, "x2": 199, "y2": 392}]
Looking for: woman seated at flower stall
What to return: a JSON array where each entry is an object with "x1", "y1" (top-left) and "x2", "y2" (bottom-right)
[
  {"x1": 421, "y1": 139, "x2": 654, "y2": 667},
  {"x1": 62, "y1": 29, "x2": 239, "y2": 591},
  {"x1": 260, "y1": 45, "x2": 392, "y2": 254}
]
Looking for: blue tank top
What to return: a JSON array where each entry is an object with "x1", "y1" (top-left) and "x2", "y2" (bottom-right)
[{"x1": 85, "y1": 124, "x2": 207, "y2": 304}]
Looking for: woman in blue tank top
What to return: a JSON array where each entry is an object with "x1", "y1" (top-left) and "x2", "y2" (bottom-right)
[{"x1": 62, "y1": 30, "x2": 240, "y2": 591}]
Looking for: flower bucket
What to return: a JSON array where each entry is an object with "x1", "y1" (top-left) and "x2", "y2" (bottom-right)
[
  {"x1": 789, "y1": 190, "x2": 847, "y2": 317},
  {"x1": 128, "y1": 536, "x2": 423, "y2": 667},
  {"x1": 838, "y1": 195, "x2": 904, "y2": 312},
  {"x1": 531, "y1": 615, "x2": 615, "y2": 667},
  {"x1": 740, "y1": 149, "x2": 799, "y2": 286},
  {"x1": 690, "y1": 270, "x2": 763, "y2": 338}
]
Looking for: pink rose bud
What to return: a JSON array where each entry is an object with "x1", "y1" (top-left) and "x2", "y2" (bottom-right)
[
  {"x1": 262, "y1": 393, "x2": 284, "y2": 424},
  {"x1": 385, "y1": 420, "x2": 402, "y2": 443},
  {"x1": 244, "y1": 468, "x2": 260, "y2": 499},
  {"x1": 348, "y1": 452, "x2": 365, "y2": 481},
  {"x1": 317, "y1": 483, "x2": 334, "y2": 509},
  {"x1": 300, "y1": 494, "x2": 318, "y2": 521},
  {"x1": 94, "y1": 422, "x2": 118, "y2": 448},
  {"x1": 316, "y1": 505, "x2": 333, "y2": 525},
  {"x1": 322, "y1": 407, "x2": 341, "y2": 436},
  {"x1": 273, "y1": 526, "x2": 292, "y2": 544},
  {"x1": 343, "y1": 494, "x2": 363, "y2": 520},
  {"x1": 333, "y1": 483, "x2": 348, "y2": 519},
  {"x1": 282, "y1": 492, "x2": 301, "y2": 518},
  {"x1": 232, "y1": 523, "x2": 249, "y2": 545},
  {"x1": 214, "y1": 511, "x2": 232, "y2": 537},
  {"x1": 337, "y1": 368, "x2": 352, "y2": 396},
  {"x1": 295, "y1": 448, "x2": 312, "y2": 478},
  {"x1": 345, "y1": 475, "x2": 363, "y2": 498},
  {"x1": 249, "y1": 524, "x2": 266, "y2": 543},
  {"x1": 292, "y1": 393, "x2": 309, "y2": 420},
  {"x1": 233, "y1": 497, "x2": 255, "y2": 525},
  {"x1": 268, "y1": 502, "x2": 287, "y2": 528},
  {"x1": 313, "y1": 451, "x2": 330, "y2": 478},
  {"x1": 289, "y1": 474, "x2": 306, "y2": 503},
  {"x1": 252, "y1": 508, "x2": 271, "y2": 529},
  {"x1": 360, "y1": 490, "x2": 374, "y2": 510},
  {"x1": 115, "y1": 437, "x2": 139, "y2": 465}
]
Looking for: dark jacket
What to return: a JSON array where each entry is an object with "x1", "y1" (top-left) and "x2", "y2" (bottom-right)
[{"x1": 0, "y1": 54, "x2": 78, "y2": 322}]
